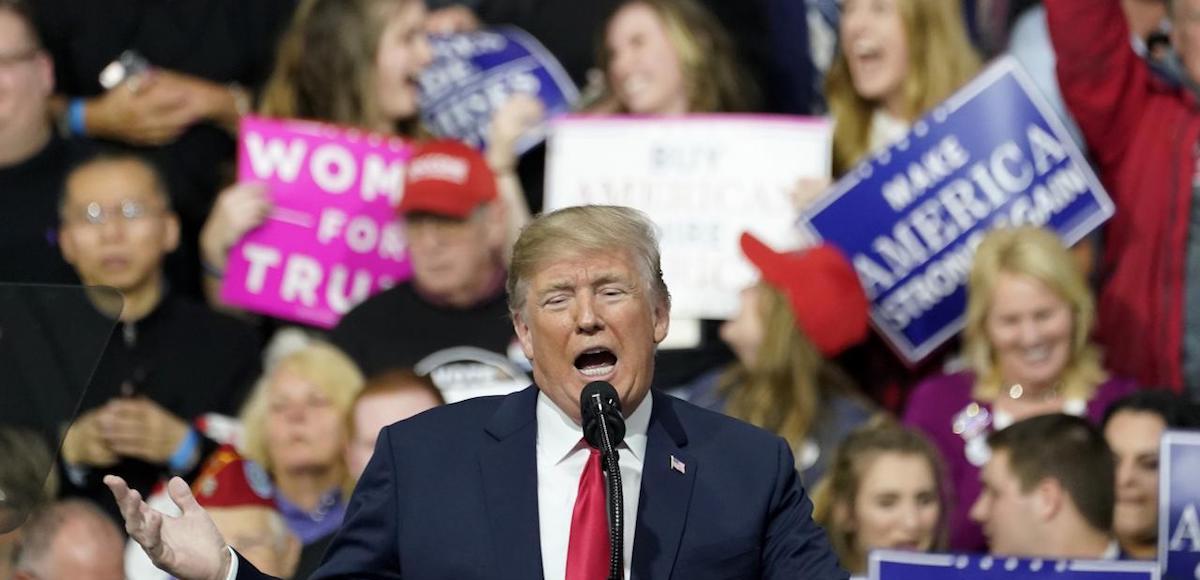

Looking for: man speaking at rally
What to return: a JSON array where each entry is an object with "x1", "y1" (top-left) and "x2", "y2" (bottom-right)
[{"x1": 105, "y1": 205, "x2": 847, "y2": 580}]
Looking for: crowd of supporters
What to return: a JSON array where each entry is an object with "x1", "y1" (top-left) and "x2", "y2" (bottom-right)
[{"x1": 2, "y1": 0, "x2": 1199, "y2": 577}]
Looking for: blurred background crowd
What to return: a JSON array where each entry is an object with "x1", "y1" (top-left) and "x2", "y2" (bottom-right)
[{"x1": 1, "y1": 0, "x2": 1200, "y2": 577}]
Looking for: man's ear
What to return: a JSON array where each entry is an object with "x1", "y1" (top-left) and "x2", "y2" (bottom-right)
[
  {"x1": 35, "y1": 51, "x2": 54, "y2": 99},
  {"x1": 1032, "y1": 478, "x2": 1063, "y2": 522},
  {"x1": 59, "y1": 224, "x2": 77, "y2": 266},
  {"x1": 651, "y1": 296, "x2": 670, "y2": 344},
  {"x1": 513, "y1": 308, "x2": 535, "y2": 360},
  {"x1": 162, "y1": 210, "x2": 181, "y2": 254}
]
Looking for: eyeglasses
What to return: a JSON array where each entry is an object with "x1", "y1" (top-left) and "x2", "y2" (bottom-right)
[{"x1": 64, "y1": 200, "x2": 165, "y2": 227}]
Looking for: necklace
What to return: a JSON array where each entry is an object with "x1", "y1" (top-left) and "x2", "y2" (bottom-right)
[{"x1": 1006, "y1": 383, "x2": 1061, "y2": 402}]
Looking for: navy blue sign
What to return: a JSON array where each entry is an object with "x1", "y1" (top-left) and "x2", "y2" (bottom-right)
[
  {"x1": 419, "y1": 26, "x2": 578, "y2": 153},
  {"x1": 1160, "y1": 431, "x2": 1200, "y2": 580},
  {"x1": 801, "y1": 57, "x2": 1113, "y2": 364},
  {"x1": 871, "y1": 552, "x2": 1159, "y2": 580}
]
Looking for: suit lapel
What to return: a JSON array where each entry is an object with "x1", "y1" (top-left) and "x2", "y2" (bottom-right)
[
  {"x1": 631, "y1": 393, "x2": 696, "y2": 580},
  {"x1": 480, "y1": 386, "x2": 545, "y2": 580}
]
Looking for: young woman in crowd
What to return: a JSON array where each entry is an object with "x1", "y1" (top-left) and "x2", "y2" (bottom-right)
[
  {"x1": 825, "y1": 0, "x2": 979, "y2": 177},
  {"x1": 689, "y1": 232, "x2": 874, "y2": 484},
  {"x1": 1103, "y1": 390, "x2": 1200, "y2": 559},
  {"x1": 789, "y1": 0, "x2": 982, "y2": 415},
  {"x1": 199, "y1": 0, "x2": 530, "y2": 298},
  {"x1": 588, "y1": 0, "x2": 756, "y2": 115},
  {"x1": 238, "y1": 340, "x2": 364, "y2": 576},
  {"x1": 813, "y1": 417, "x2": 947, "y2": 575},
  {"x1": 792, "y1": 0, "x2": 979, "y2": 206},
  {"x1": 574, "y1": 0, "x2": 764, "y2": 388},
  {"x1": 904, "y1": 226, "x2": 1137, "y2": 551},
  {"x1": 484, "y1": 0, "x2": 757, "y2": 264}
]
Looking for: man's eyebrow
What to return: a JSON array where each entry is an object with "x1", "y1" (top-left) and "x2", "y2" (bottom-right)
[
  {"x1": 537, "y1": 281, "x2": 576, "y2": 296},
  {"x1": 592, "y1": 274, "x2": 626, "y2": 287}
]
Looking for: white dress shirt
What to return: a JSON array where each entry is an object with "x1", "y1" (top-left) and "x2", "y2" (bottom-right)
[
  {"x1": 537, "y1": 391, "x2": 650, "y2": 580},
  {"x1": 225, "y1": 392, "x2": 651, "y2": 580}
]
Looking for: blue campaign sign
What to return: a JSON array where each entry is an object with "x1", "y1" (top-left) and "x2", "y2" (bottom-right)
[
  {"x1": 1159, "y1": 431, "x2": 1200, "y2": 580},
  {"x1": 419, "y1": 26, "x2": 578, "y2": 154},
  {"x1": 800, "y1": 57, "x2": 1114, "y2": 364},
  {"x1": 871, "y1": 551, "x2": 1159, "y2": 580}
]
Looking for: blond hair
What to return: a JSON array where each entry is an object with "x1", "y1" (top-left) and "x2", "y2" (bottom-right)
[
  {"x1": 592, "y1": 0, "x2": 757, "y2": 113},
  {"x1": 721, "y1": 284, "x2": 860, "y2": 452},
  {"x1": 826, "y1": 0, "x2": 980, "y2": 177},
  {"x1": 507, "y1": 205, "x2": 669, "y2": 315},
  {"x1": 240, "y1": 341, "x2": 365, "y2": 497},
  {"x1": 964, "y1": 226, "x2": 1106, "y2": 401},
  {"x1": 259, "y1": 0, "x2": 422, "y2": 136},
  {"x1": 812, "y1": 415, "x2": 947, "y2": 574}
]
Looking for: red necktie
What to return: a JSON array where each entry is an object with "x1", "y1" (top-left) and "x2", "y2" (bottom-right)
[{"x1": 565, "y1": 448, "x2": 610, "y2": 580}]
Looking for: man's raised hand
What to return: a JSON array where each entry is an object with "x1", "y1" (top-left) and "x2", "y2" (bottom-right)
[{"x1": 104, "y1": 475, "x2": 232, "y2": 580}]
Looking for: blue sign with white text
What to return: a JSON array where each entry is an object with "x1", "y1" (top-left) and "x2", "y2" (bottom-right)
[
  {"x1": 801, "y1": 57, "x2": 1113, "y2": 364},
  {"x1": 419, "y1": 26, "x2": 578, "y2": 154},
  {"x1": 871, "y1": 552, "x2": 1159, "y2": 580},
  {"x1": 1160, "y1": 431, "x2": 1200, "y2": 580}
]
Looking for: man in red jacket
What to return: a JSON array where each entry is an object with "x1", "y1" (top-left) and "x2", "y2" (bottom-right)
[{"x1": 1046, "y1": 0, "x2": 1200, "y2": 398}]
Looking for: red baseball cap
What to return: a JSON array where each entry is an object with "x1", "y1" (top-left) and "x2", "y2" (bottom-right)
[
  {"x1": 398, "y1": 139, "x2": 498, "y2": 218},
  {"x1": 191, "y1": 445, "x2": 276, "y2": 510},
  {"x1": 739, "y1": 232, "x2": 870, "y2": 357}
]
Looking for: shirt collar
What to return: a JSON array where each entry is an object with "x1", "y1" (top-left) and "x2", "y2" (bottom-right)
[{"x1": 536, "y1": 390, "x2": 652, "y2": 465}]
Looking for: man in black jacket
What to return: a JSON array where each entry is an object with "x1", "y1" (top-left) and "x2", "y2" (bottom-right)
[{"x1": 57, "y1": 151, "x2": 261, "y2": 523}]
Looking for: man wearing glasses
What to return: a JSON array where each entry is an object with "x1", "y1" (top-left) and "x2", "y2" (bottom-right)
[
  {"x1": 0, "y1": 0, "x2": 85, "y2": 284},
  {"x1": 56, "y1": 152, "x2": 262, "y2": 525}
]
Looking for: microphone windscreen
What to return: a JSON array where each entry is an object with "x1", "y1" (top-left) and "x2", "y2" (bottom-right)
[{"x1": 580, "y1": 381, "x2": 625, "y2": 449}]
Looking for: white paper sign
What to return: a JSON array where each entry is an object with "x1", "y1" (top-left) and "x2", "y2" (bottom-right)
[{"x1": 545, "y1": 115, "x2": 832, "y2": 319}]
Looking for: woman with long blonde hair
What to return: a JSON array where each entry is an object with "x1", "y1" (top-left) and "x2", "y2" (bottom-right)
[
  {"x1": 589, "y1": 0, "x2": 757, "y2": 115},
  {"x1": 690, "y1": 232, "x2": 874, "y2": 484},
  {"x1": 904, "y1": 226, "x2": 1136, "y2": 551},
  {"x1": 201, "y1": 0, "x2": 531, "y2": 290},
  {"x1": 825, "y1": 0, "x2": 980, "y2": 176}
]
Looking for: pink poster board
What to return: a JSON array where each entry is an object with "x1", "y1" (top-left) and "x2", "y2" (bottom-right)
[{"x1": 220, "y1": 117, "x2": 413, "y2": 328}]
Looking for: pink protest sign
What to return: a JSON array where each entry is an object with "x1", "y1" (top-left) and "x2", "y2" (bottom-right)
[{"x1": 221, "y1": 117, "x2": 412, "y2": 328}]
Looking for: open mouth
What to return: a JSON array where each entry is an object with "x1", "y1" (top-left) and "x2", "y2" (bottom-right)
[
  {"x1": 850, "y1": 39, "x2": 885, "y2": 71},
  {"x1": 574, "y1": 347, "x2": 617, "y2": 378},
  {"x1": 1019, "y1": 346, "x2": 1052, "y2": 364}
]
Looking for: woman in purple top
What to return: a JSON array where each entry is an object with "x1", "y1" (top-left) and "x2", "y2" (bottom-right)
[{"x1": 904, "y1": 227, "x2": 1137, "y2": 552}]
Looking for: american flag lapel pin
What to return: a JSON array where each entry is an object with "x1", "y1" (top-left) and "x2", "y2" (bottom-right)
[{"x1": 669, "y1": 455, "x2": 686, "y2": 475}]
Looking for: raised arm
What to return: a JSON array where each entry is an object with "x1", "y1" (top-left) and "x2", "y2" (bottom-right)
[{"x1": 1044, "y1": 0, "x2": 1151, "y2": 173}]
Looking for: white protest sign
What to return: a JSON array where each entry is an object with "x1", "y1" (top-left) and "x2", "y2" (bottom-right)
[{"x1": 545, "y1": 115, "x2": 832, "y2": 319}]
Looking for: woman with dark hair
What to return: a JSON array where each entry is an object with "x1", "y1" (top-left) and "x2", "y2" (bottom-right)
[{"x1": 1103, "y1": 390, "x2": 1200, "y2": 559}]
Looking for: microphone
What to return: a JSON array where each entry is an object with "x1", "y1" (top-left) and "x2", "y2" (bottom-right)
[
  {"x1": 578, "y1": 381, "x2": 626, "y2": 580},
  {"x1": 580, "y1": 381, "x2": 626, "y2": 451}
]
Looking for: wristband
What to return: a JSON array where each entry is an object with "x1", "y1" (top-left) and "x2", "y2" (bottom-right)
[
  {"x1": 167, "y1": 427, "x2": 200, "y2": 473},
  {"x1": 67, "y1": 98, "x2": 87, "y2": 136}
]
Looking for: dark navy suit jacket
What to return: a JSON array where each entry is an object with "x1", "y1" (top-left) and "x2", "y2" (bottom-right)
[{"x1": 237, "y1": 386, "x2": 847, "y2": 579}]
